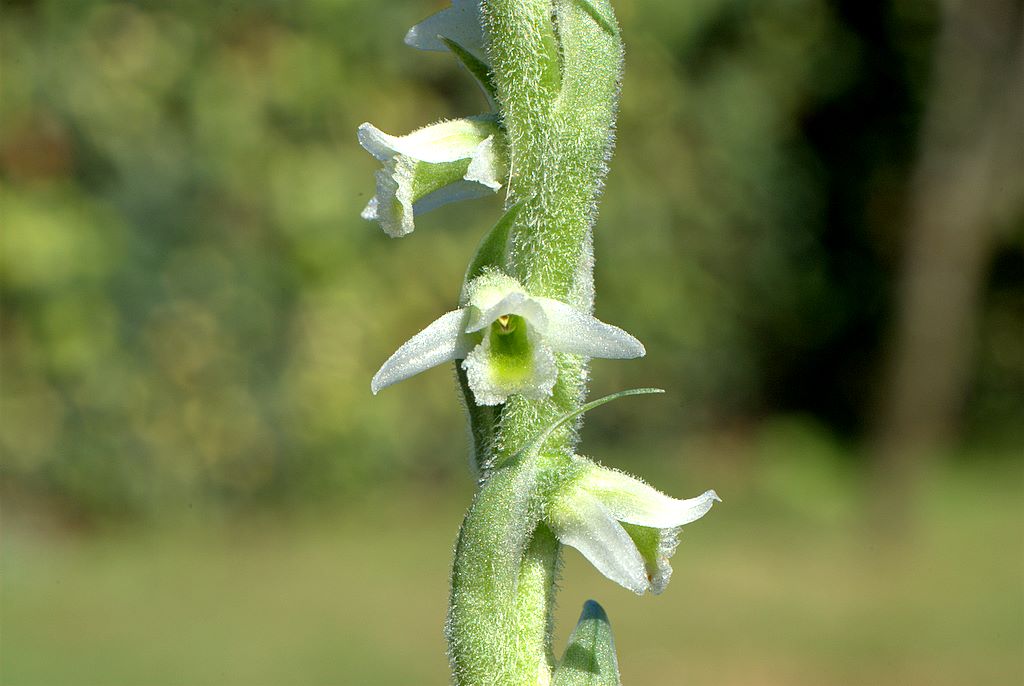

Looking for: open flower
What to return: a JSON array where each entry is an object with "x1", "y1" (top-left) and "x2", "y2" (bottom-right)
[
  {"x1": 546, "y1": 457, "x2": 720, "y2": 595},
  {"x1": 371, "y1": 271, "x2": 645, "y2": 405},
  {"x1": 404, "y1": 0, "x2": 487, "y2": 64},
  {"x1": 358, "y1": 116, "x2": 508, "y2": 237}
]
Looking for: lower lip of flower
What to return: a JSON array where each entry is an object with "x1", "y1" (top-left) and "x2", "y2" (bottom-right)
[{"x1": 488, "y1": 315, "x2": 533, "y2": 382}]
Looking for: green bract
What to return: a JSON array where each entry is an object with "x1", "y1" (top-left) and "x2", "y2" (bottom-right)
[{"x1": 552, "y1": 601, "x2": 621, "y2": 686}]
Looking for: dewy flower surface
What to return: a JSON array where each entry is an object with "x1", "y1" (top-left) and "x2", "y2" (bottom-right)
[
  {"x1": 358, "y1": 116, "x2": 508, "y2": 237},
  {"x1": 371, "y1": 271, "x2": 646, "y2": 405},
  {"x1": 546, "y1": 457, "x2": 720, "y2": 595}
]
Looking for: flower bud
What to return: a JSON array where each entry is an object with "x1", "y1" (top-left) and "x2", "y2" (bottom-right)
[{"x1": 552, "y1": 600, "x2": 621, "y2": 686}]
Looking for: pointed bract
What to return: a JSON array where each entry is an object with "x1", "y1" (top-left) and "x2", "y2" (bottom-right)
[{"x1": 553, "y1": 601, "x2": 622, "y2": 686}]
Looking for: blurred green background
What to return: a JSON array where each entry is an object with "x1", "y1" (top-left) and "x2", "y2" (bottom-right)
[{"x1": 1, "y1": 0, "x2": 1021, "y2": 684}]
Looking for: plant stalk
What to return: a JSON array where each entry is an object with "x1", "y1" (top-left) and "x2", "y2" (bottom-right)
[{"x1": 447, "y1": 1, "x2": 624, "y2": 684}]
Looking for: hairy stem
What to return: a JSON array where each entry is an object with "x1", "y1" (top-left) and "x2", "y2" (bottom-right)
[
  {"x1": 447, "y1": 453, "x2": 565, "y2": 684},
  {"x1": 448, "y1": 1, "x2": 623, "y2": 684}
]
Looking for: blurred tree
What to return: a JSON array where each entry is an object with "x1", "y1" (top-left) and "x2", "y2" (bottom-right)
[
  {"x1": 872, "y1": 0, "x2": 1023, "y2": 513},
  {"x1": 2, "y1": 0, "x2": 1020, "y2": 521}
]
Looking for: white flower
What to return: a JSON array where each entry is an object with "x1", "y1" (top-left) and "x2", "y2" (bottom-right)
[
  {"x1": 404, "y1": 0, "x2": 487, "y2": 64},
  {"x1": 546, "y1": 458, "x2": 720, "y2": 595},
  {"x1": 358, "y1": 116, "x2": 507, "y2": 237},
  {"x1": 371, "y1": 272, "x2": 646, "y2": 405}
]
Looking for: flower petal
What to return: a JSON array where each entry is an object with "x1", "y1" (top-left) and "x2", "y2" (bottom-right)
[
  {"x1": 358, "y1": 119, "x2": 507, "y2": 237},
  {"x1": 404, "y1": 0, "x2": 487, "y2": 63},
  {"x1": 461, "y1": 329, "x2": 556, "y2": 405},
  {"x1": 465, "y1": 292, "x2": 548, "y2": 334},
  {"x1": 534, "y1": 298, "x2": 645, "y2": 359},
  {"x1": 465, "y1": 291, "x2": 523, "y2": 332},
  {"x1": 370, "y1": 156, "x2": 483, "y2": 238},
  {"x1": 463, "y1": 271, "x2": 524, "y2": 311},
  {"x1": 357, "y1": 117, "x2": 500, "y2": 164},
  {"x1": 547, "y1": 490, "x2": 649, "y2": 595},
  {"x1": 620, "y1": 522, "x2": 678, "y2": 595},
  {"x1": 413, "y1": 179, "x2": 496, "y2": 215},
  {"x1": 464, "y1": 136, "x2": 505, "y2": 190},
  {"x1": 583, "y1": 466, "x2": 720, "y2": 528},
  {"x1": 371, "y1": 309, "x2": 471, "y2": 394},
  {"x1": 360, "y1": 196, "x2": 379, "y2": 222}
]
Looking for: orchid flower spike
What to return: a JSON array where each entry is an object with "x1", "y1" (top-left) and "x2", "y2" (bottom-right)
[
  {"x1": 358, "y1": 116, "x2": 508, "y2": 237},
  {"x1": 371, "y1": 271, "x2": 646, "y2": 405},
  {"x1": 405, "y1": 0, "x2": 487, "y2": 65},
  {"x1": 546, "y1": 457, "x2": 720, "y2": 595}
]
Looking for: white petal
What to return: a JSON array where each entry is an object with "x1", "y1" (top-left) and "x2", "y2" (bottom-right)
[
  {"x1": 584, "y1": 466, "x2": 720, "y2": 529},
  {"x1": 649, "y1": 528, "x2": 680, "y2": 595},
  {"x1": 461, "y1": 334, "x2": 556, "y2": 405},
  {"x1": 620, "y1": 523, "x2": 679, "y2": 596},
  {"x1": 464, "y1": 271, "x2": 524, "y2": 311},
  {"x1": 359, "y1": 119, "x2": 506, "y2": 237},
  {"x1": 360, "y1": 197, "x2": 378, "y2": 221},
  {"x1": 357, "y1": 119, "x2": 497, "y2": 164},
  {"x1": 357, "y1": 123, "x2": 400, "y2": 162},
  {"x1": 466, "y1": 291, "x2": 522, "y2": 332},
  {"x1": 534, "y1": 298, "x2": 646, "y2": 359},
  {"x1": 404, "y1": 0, "x2": 486, "y2": 63},
  {"x1": 464, "y1": 136, "x2": 504, "y2": 190},
  {"x1": 413, "y1": 180, "x2": 494, "y2": 215},
  {"x1": 370, "y1": 161, "x2": 498, "y2": 238},
  {"x1": 465, "y1": 292, "x2": 548, "y2": 334},
  {"x1": 371, "y1": 309, "x2": 470, "y2": 394},
  {"x1": 548, "y1": 490, "x2": 649, "y2": 595},
  {"x1": 370, "y1": 163, "x2": 412, "y2": 238}
]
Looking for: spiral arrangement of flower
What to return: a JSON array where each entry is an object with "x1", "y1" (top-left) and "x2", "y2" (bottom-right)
[{"x1": 359, "y1": 2, "x2": 718, "y2": 683}]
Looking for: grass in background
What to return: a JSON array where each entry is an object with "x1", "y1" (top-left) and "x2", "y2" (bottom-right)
[{"x1": 4, "y1": 437, "x2": 1021, "y2": 686}]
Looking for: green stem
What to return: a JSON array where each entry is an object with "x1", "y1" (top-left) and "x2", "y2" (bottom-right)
[
  {"x1": 447, "y1": 455, "x2": 563, "y2": 684},
  {"x1": 448, "y1": 1, "x2": 624, "y2": 684}
]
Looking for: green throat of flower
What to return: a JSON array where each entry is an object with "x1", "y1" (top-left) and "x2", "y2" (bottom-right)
[{"x1": 487, "y1": 314, "x2": 533, "y2": 384}]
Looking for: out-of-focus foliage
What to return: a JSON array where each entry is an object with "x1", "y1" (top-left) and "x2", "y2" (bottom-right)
[
  {"x1": 1, "y1": 0, "x2": 1021, "y2": 517},
  {"x1": 5, "y1": 454, "x2": 1023, "y2": 685}
]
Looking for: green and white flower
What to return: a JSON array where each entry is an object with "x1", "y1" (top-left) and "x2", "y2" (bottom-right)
[
  {"x1": 358, "y1": 116, "x2": 507, "y2": 237},
  {"x1": 371, "y1": 271, "x2": 645, "y2": 405},
  {"x1": 404, "y1": 0, "x2": 487, "y2": 64},
  {"x1": 547, "y1": 458, "x2": 720, "y2": 595}
]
